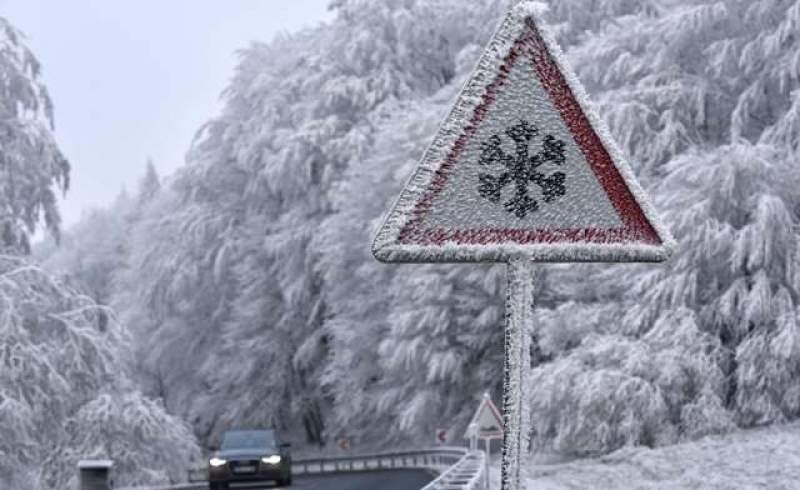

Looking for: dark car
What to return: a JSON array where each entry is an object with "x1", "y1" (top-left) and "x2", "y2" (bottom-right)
[{"x1": 208, "y1": 429, "x2": 292, "y2": 489}]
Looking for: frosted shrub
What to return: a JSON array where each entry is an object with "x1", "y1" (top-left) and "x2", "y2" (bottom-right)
[
  {"x1": 635, "y1": 143, "x2": 800, "y2": 424},
  {"x1": 735, "y1": 311, "x2": 800, "y2": 426},
  {"x1": 530, "y1": 309, "x2": 732, "y2": 454},
  {"x1": 42, "y1": 392, "x2": 200, "y2": 488}
]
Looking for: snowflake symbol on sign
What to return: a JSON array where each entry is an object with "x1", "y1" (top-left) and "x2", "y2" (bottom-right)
[{"x1": 477, "y1": 120, "x2": 567, "y2": 218}]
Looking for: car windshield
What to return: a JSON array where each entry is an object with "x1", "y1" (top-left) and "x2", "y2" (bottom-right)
[{"x1": 221, "y1": 430, "x2": 276, "y2": 450}]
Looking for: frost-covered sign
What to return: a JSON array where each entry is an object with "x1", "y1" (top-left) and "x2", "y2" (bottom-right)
[
  {"x1": 372, "y1": 3, "x2": 674, "y2": 490},
  {"x1": 372, "y1": 4, "x2": 674, "y2": 264},
  {"x1": 465, "y1": 394, "x2": 504, "y2": 440}
]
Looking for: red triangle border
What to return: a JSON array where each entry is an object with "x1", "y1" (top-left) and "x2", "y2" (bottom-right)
[{"x1": 397, "y1": 18, "x2": 662, "y2": 248}]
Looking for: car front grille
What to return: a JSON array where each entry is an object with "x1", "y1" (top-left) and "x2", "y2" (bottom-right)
[{"x1": 230, "y1": 460, "x2": 260, "y2": 470}]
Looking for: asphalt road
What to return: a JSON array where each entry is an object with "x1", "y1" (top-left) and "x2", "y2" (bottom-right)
[{"x1": 189, "y1": 470, "x2": 433, "y2": 490}]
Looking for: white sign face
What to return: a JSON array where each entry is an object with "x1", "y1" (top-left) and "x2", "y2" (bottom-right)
[
  {"x1": 465, "y1": 395, "x2": 504, "y2": 440},
  {"x1": 373, "y1": 4, "x2": 674, "y2": 264}
]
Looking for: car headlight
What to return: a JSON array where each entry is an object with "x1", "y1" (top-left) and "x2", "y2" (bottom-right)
[
  {"x1": 261, "y1": 455, "x2": 282, "y2": 465},
  {"x1": 209, "y1": 457, "x2": 227, "y2": 467}
]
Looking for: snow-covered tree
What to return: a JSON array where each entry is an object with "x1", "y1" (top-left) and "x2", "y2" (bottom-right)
[
  {"x1": 0, "y1": 256, "x2": 199, "y2": 488},
  {"x1": 316, "y1": 0, "x2": 661, "y2": 445},
  {"x1": 530, "y1": 308, "x2": 732, "y2": 455},
  {"x1": 36, "y1": 162, "x2": 161, "y2": 304},
  {"x1": 103, "y1": 0, "x2": 800, "y2": 460},
  {"x1": 318, "y1": 89, "x2": 506, "y2": 444},
  {"x1": 529, "y1": 0, "x2": 800, "y2": 454},
  {"x1": 42, "y1": 392, "x2": 199, "y2": 488},
  {"x1": 114, "y1": 0, "x2": 508, "y2": 447},
  {"x1": 0, "y1": 17, "x2": 69, "y2": 254},
  {"x1": 113, "y1": 182, "x2": 238, "y2": 441},
  {"x1": 36, "y1": 191, "x2": 133, "y2": 304},
  {"x1": 136, "y1": 158, "x2": 161, "y2": 207}
]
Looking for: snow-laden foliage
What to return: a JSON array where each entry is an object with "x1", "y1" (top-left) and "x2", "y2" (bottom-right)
[
  {"x1": 318, "y1": 83, "x2": 508, "y2": 445},
  {"x1": 112, "y1": 184, "x2": 228, "y2": 435},
  {"x1": 529, "y1": 0, "x2": 800, "y2": 454},
  {"x1": 530, "y1": 309, "x2": 732, "y2": 455},
  {"x1": 0, "y1": 16, "x2": 195, "y2": 486},
  {"x1": 42, "y1": 392, "x2": 199, "y2": 488},
  {"x1": 0, "y1": 256, "x2": 199, "y2": 488},
  {"x1": 0, "y1": 17, "x2": 69, "y2": 254},
  {"x1": 112, "y1": 0, "x2": 509, "y2": 447},
  {"x1": 35, "y1": 191, "x2": 133, "y2": 303},
  {"x1": 570, "y1": 0, "x2": 800, "y2": 174},
  {"x1": 643, "y1": 143, "x2": 800, "y2": 427},
  {"x1": 36, "y1": 162, "x2": 160, "y2": 305},
  {"x1": 0, "y1": 256, "x2": 116, "y2": 488},
  {"x1": 39, "y1": 0, "x2": 798, "y2": 462}
]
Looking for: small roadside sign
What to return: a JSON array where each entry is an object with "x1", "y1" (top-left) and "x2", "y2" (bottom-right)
[
  {"x1": 465, "y1": 393, "x2": 504, "y2": 440},
  {"x1": 436, "y1": 428, "x2": 448, "y2": 445}
]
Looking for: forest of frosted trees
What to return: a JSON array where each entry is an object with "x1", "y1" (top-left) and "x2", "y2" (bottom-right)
[
  {"x1": 3, "y1": 0, "x2": 799, "y2": 486},
  {"x1": 0, "y1": 17, "x2": 198, "y2": 490}
]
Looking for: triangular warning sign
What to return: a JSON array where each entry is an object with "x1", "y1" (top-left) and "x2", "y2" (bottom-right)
[
  {"x1": 465, "y1": 394, "x2": 504, "y2": 439},
  {"x1": 373, "y1": 3, "x2": 674, "y2": 264}
]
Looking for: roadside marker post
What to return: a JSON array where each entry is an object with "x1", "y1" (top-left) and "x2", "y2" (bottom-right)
[
  {"x1": 436, "y1": 428, "x2": 449, "y2": 446},
  {"x1": 372, "y1": 2, "x2": 674, "y2": 489},
  {"x1": 467, "y1": 423, "x2": 479, "y2": 452},
  {"x1": 77, "y1": 460, "x2": 114, "y2": 490}
]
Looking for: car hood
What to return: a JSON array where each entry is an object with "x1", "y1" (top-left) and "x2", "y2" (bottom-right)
[{"x1": 215, "y1": 448, "x2": 278, "y2": 459}]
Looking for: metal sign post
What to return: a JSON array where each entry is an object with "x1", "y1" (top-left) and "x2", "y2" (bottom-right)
[
  {"x1": 468, "y1": 423, "x2": 479, "y2": 451},
  {"x1": 501, "y1": 259, "x2": 534, "y2": 488},
  {"x1": 371, "y1": 2, "x2": 675, "y2": 489},
  {"x1": 483, "y1": 437, "x2": 492, "y2": 490}
]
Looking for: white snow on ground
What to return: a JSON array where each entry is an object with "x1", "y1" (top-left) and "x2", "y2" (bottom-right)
[{"x1": 489, "y1": 422, "x2": 800, "y2": 489}]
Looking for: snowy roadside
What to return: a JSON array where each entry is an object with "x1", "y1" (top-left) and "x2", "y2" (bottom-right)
[{"x1": 488, "y1": 422, "x2": 800, "y2": 489}]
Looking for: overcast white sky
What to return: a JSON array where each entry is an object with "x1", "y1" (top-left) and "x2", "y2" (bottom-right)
[{"x1": 1, "y1": 0, "x2": 333, "y2": 226}]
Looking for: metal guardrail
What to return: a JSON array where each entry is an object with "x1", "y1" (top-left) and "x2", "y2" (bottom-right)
[
  {"x1": 291, "y1": 446, "x2": 469, "y2": 476},
  {"x1": 180, "y1": 446, "x2": 485, "y2": 489},
  {"x1": 421, "y1": 450, "x2": 487, "y2": 490}
]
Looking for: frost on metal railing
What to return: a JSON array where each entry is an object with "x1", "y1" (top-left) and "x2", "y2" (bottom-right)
[
  {"x1": 421, "y1": 450, "x2": 487, "y2": 490},
  {"x1": 122, "y1": 447, "x2": 482, "y2": 489},
  {"x1": 290, "y1": 447, "x2": 468, "y2": 476},
  {"x1": 181, "y1": 447, "x2": 473, "y2": 483}
]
